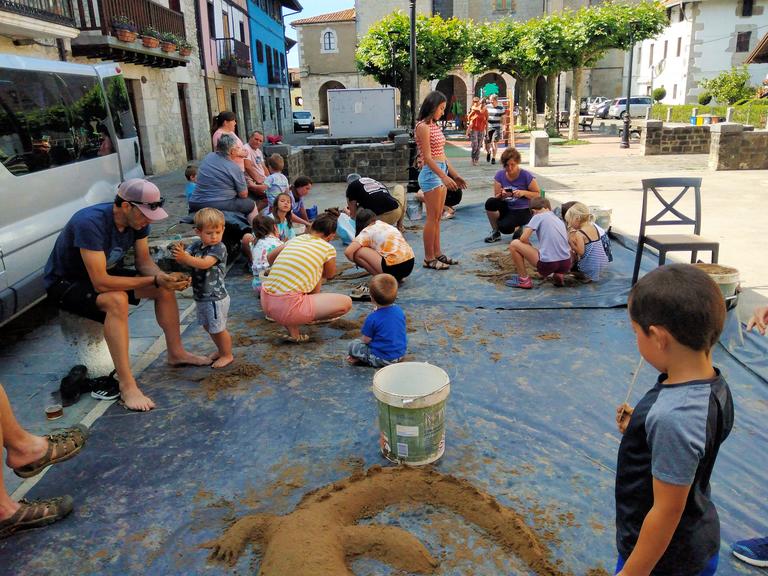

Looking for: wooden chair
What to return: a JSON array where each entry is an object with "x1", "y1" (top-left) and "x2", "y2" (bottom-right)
[{"x1": 631, "y1": 177, "x2": 719, "y2": 285}]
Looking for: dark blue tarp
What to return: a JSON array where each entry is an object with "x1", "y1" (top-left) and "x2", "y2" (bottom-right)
[{"x1": 1, "y1": 203, "x2": 766, "y2": 575}]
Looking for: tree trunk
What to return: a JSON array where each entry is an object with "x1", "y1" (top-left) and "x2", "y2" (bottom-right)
[
  {"x1": 518, "y1": 78, "x2": 529, "y2": 126},
  {"x1": 527, "y1": 76, "x2": 538, "y2": 130},
  {"x1": 544, "y1": 73, "x2": 559, "y2": 137},
  {"x1": 568, "y1": 67, "x2": 583, "y2": 141}
]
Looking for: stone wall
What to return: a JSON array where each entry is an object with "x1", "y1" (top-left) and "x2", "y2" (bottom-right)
[
  {"x1": 709, "y1": 123, "x2": 768, "y2": 171},
  {"x1": 641, "y1": 121, "x2": 711, "y2": 156},
  {"x1": 265, "y1": 139, "x2": 411, "y2": 183}
]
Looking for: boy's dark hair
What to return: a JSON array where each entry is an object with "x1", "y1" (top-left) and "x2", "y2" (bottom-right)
[
  {"x1": 530, "y1": 197, "x2": 550, "y2": 210},
  {"x1": 271, "y1": 193, "x2": 293, "y2": 228},
  {"x1": 355, "y1": 209, "x2": 377, "y2": 236},
  {"x1": 184, "y1": 164, "x2": 197, "y2": 181},
  {"x1": 311, "y1": 212, "x2": 337, "y2": 236},
  {"x1": 629, "y1": 264, "x2": 725, "y2": 352},
  {"x1": 293, "y1": 175, "x2": 312, "y2": 189},
  {"x1": 250, "y1": 214, "x2": 276, "y2": 241},
  {"x1": 369, "y1": 274, "x2": 398, "y2": 306}
]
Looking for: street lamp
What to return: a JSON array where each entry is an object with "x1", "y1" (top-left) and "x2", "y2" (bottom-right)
[
  {"x1": 621, "y1": 29, "x2": 636, "y2": 149},
  {"x1": 407, "y1": 0, "x2": 419, "y2": 195}
]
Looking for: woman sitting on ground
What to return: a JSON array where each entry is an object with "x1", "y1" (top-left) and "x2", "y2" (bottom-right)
[
  {"x1": 565, "y1": 202, "x2": 611, "y2": 282},
  {"x1": 344, "y1": 209, "x2": 415, "y2": 300},
  {"x1": 261, "y1": 213, "x2": 352, "y2": 342},
  {"x1": 483, "y1": 147, "x2": 540, "y2": 243}
]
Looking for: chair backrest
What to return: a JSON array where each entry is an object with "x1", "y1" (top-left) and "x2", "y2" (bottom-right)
[{"x1": 639, "y1": 177, "x2": 703, "y2": 238}]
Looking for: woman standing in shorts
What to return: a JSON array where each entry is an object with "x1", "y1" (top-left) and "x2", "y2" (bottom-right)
[{"x1": 415, "y1": 91, "x2": 467, "y2": 271}]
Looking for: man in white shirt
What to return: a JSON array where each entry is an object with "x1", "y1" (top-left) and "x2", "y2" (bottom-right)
[
  {"x1": 243, "y1": 130, "x2": 268, "y2": 209},
  {"x1": 485, "y1": 94, "x2": 507, "y2": 165}
]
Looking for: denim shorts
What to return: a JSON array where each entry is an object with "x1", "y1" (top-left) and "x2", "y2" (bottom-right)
[{"x1": 418, "y1": 161, "x2": 447, "y2": 193}]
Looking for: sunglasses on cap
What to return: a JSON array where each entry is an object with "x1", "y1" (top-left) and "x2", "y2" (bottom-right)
[{"x1": 129, "y1": 198, "x2": 165, "y2": 210}]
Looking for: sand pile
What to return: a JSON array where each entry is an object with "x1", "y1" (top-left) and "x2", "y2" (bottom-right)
[{"x1": 204, "y1": 465, "x2": 570, "y2": 576}]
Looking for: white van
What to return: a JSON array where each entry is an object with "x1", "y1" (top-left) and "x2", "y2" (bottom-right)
[{"x1": 0, "y1": 54, "x2": 143, "y2": 325}]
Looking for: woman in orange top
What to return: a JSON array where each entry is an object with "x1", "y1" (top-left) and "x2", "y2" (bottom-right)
[
  {"x1": 415, "y1": 91, "x2": 467, "y2": 271},
  {"x1": 466, "y1": 96, "x2": 488, "y2": 166}
]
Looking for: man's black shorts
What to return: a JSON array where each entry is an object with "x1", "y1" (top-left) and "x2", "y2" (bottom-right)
[{"x1": 46, "y1": 269, "x2": 141, "y2": 324}]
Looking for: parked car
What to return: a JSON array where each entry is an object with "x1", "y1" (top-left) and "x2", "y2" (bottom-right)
[
  {"x1": 293, "y1": 111, "x2": 315, "y2": 133},
  {"x1": 0, "y1": 54, "x2": 143, "y2": 326},
  {"x1": 587, "y1": 96, "x2": 610, "y2": 115},
  {"x1": 580, "y1": 96, "x2": 608, "y2": 115},
  {"x1": 594, "y1": 100, "x2": 612, "y2": 119},
  {"x1": 608, "y1": 96, "x2": 653, "y2": 119}
]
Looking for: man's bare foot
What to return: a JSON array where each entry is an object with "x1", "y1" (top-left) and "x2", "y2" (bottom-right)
[
  {"x1": 212, "y1": 354, "x2": 234, "y2": 369},
  {"x1": 346, "y1": 356, "x2": 363, "y2": 365},
  {"x1": 120, "y1": 385, "x2": 155, "y2": 412},
  {"x1": 167, "y1": 351, "x2": 211, "y2": 367}
]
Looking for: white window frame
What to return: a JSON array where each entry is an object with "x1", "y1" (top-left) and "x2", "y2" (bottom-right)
[{"x1": 320, "y1": 28, "x2": 338, "y2": 54}]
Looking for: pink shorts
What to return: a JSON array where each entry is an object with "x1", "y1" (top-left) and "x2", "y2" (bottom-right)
[
  {"x1": 260, "y1": 289, "x2": 315, "y2": 326},
  {"x1": 536, "y1": 257, "x2": 572, "y2": 276}
]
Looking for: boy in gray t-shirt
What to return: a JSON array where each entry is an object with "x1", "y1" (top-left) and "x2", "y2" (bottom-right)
[
  {"x1": 506, "y1": 197, "x2": 572, "y2": 289},
  {"x1": 171, "y1": 208, "x2": 233, "y2": 368}
]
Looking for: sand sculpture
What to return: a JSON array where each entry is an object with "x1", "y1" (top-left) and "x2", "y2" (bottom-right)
[{"x1": 204, "y1": 465, "x2": 569, "y2": 576}]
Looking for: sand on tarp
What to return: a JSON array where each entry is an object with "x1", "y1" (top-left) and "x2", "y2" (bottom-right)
[{"x1": 204, "y1": 465, "x2": 571, "y2": 576}]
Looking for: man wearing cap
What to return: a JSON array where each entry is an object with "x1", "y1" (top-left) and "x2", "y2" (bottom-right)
[
  {"x1": 44, "y1": 179, "x2": 210, "y2": 412},
  {"x1": 345, "y1": 174, "x2": 405, "y2": 230}
]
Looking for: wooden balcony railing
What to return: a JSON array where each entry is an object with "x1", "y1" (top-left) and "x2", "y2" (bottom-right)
[
  {"x1": 0, "y1": 0, "x2": 75, "y2": 27},
  {"x1": 214, "y1": 37, "x2": 251, "y2": 77},
  {"x1": 72, "y1": 0, "x2": 184, "y2": 39}
]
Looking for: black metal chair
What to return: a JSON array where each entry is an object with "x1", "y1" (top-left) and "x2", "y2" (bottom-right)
[{"x1": 632, "y1": 177, "x2": 719, "y2": 285}]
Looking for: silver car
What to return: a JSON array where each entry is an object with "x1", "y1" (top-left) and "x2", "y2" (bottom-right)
[{"x1": 608, "y1": 96, "x2": 654, "y2": 119}]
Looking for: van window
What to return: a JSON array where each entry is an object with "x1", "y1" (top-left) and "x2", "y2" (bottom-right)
[
  {"x1": 630, "y1": 97, "x2": 652, "y2": 105},
  {"x1": 103, "y1": 75, "x2": 137, "y2": 140},
  {"x1": 0, "y1": 68, "x2": 111, "y2": 176}
]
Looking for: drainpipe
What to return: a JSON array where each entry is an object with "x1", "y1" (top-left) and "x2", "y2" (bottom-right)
[
  {"x1": 195, "y1": 0, "x2": 214, "y2": 128},
  {"x1": 56, "y1": 39, "x2": 67, "y2": 61}
]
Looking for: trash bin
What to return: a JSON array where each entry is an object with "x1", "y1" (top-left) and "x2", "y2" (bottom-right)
[
  {"x1": 701, "y1": 115, "x2": 712, "y2": 125},
  {"x1": 690, "y1": 116, "x2": 697, "y2": 125}
]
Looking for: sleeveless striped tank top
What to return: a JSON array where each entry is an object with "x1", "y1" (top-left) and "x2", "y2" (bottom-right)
[{"x1": 417, "y1": 121, "x2": 446, "y2": 159}]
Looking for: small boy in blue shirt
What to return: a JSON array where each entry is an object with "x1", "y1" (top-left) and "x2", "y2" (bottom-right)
[
  {"x1": 615, "y1": 264, "x2": 733, "y2": 576},
  {"x1": 347, "y1": 273, "x2": 406, "y2": 367},
  {"x1": 184, "y1": 164, "x2": 197, "y2": 203}
]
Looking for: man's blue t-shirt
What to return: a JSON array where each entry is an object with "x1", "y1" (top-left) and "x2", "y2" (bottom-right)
[
  {"x1": 361, "y1": 304, "x2": 407, "y2": 361},
  {"x1": 44, "y1": 203, "x2": 149, "y2": 289}
]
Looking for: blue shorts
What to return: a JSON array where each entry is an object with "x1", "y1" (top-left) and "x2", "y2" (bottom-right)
[
  {"x1": 615, "y1": 553, "x2": 718, "y2": 576},
  {"x1": 418, "y1": 161, "x2": 447, "y2": 193},
  {"x1": 196, "y1": 295, "x2": 230, "y2": 334}
]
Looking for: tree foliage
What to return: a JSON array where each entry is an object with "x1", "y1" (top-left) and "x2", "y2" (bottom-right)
[
  {"x1": 699, "y1": 66, "x2": 753, "y2": 105},
  {"x1": 652, "y1": 86, "x2": 667, "y2": 102}
]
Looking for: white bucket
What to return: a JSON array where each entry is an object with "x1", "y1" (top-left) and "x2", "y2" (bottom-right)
[
  {"x1": 373, "y1": 362, "x2": 450, "y2": 466},
  {"x1": 406, "y1": 196, "x2": 423, "y2": 221},
  {"x1": 693, "y1": 263, "x2": 740, "y2": 299},
  {"x1": 589, "y1": 206, "x2": 612, "y2": 230}
]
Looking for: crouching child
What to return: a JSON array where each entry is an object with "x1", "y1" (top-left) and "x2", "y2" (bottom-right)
[{"x1": 347, "y1": 274, "x2": 406, "y2": 367}]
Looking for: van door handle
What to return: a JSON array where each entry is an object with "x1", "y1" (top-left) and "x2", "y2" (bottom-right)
[{"x1": 134, "y1": 141, "x2": 139, "y2": 163}]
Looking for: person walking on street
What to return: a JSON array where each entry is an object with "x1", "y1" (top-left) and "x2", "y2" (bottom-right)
[
  {"x1": 485, "y1": 94, "x2": 507, "y2": 164},
  {"x1": 466, "y1": 96, "x2": 488, "y2": 166}
]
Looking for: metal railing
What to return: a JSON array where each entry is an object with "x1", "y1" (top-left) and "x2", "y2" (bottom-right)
[
  {"x1": 0, "y1": 0, "x2": 75, "y2": 27},
  {"x1": 72, "y1": 0, "x2": 185, "y2": 39},
  {"x1": 214, "y1": 37, "x2": 251, "y2": 77}
]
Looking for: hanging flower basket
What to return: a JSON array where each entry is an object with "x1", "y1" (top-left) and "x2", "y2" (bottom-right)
[
  {"x1": 116, "y1": 29, "x2": 138, "y2": 42},
  {"x1": 160, "y1": 41, "x2": 176, "y2": 53},
  {"x1": 179, "y1": 46, "x2": 192, "y2": 57},
  {"x1": 141, "y1": 26, "x2": 161, "y2": 48}
]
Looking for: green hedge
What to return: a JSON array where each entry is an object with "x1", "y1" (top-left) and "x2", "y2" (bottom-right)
[{"x1": 651, "y1": 103, "x2": 768, "y2": 126}]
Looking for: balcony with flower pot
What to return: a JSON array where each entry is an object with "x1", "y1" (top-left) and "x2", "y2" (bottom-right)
[
  {"x1": 215, "y1": 37, "x2": 252, "y2": 78},
  {"x1": 69, "y1": 0, "x2": 191, "y2": 68},
  {"x1": 0, "y1": 0, "x2": 78, "y2": 39}
]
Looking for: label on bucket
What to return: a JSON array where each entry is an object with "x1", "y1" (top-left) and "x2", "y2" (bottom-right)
[{"x1": 396, "y1": 424, "x2": 419, "y2": 437}]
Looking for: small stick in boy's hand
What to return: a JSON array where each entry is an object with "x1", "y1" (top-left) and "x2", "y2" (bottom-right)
[{"x1": 616, "y1": 358, "x2": 643, "y2": 432}]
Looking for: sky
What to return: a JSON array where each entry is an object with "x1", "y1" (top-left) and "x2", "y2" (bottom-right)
[{"x1": 284, "y1": 0, "x2": 354, "y2": 68}]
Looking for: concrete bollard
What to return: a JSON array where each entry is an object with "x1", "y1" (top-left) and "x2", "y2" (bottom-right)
[
  {"x1": 726, "y1": 107, "x2": 735, "y2": 122},
  {"x1": 645, "y1": 107, "x2": 652, "y2": 120},
  {"x1": 692, "y1": 107, "x2": 699, "y2": 118},
  {"x1": 666, "y1": 108, "x2": 673, "y2": 123},
  {"x1": 529, "y1": 130, "x2": 549, "y2": 167}
]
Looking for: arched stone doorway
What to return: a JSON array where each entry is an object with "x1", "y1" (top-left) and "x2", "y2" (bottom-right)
[
  {"x1": 536, "y1": 76, "x2": 547, "y2": 113},
  {"x1": 434, "y1": 75, "x2": 467, "y2": 128},
  {"x1": 475, "y1": 73, "x2": 507, "y2": 99},
  {"x1": 319, "y1": 80, "x2": 345, "y2": 125}
]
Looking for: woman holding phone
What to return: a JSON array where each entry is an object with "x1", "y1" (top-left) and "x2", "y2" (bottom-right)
[{"x1": 483, "y1": 147, "x2": 541, "y2": 243}]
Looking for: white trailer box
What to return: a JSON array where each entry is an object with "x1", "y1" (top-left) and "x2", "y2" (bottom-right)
[{"x1": 327, "y1": 88, "x2": 396, "y2": 138}]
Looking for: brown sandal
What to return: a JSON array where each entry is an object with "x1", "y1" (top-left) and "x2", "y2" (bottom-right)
[
  {"x1": 13, "y1": 425, "x2": 88, "y2": 479},
  {"x1": 0, "y1": 496, "x2": 74, "y2": 540},
  {"x1": 423, "y1": 259, "x2": 449, "y2": 270},
  {"x1": 436, "y1": 254, "x2": 459, "y2": 265}
]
